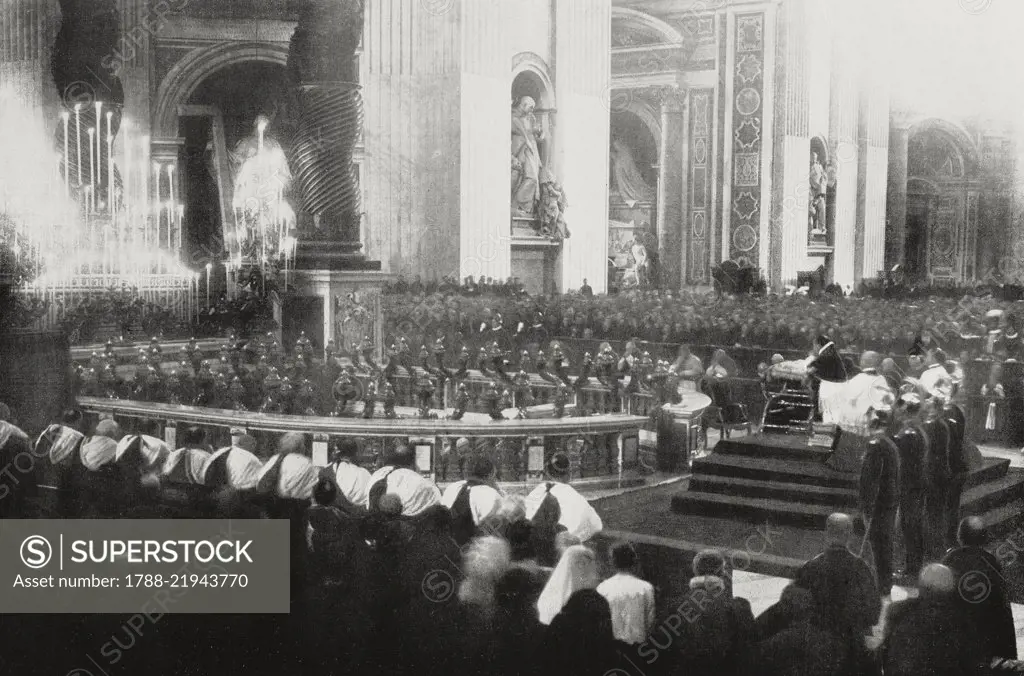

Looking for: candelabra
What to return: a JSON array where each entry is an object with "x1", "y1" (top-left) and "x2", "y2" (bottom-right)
[
  {"x1": 536, "y1": 343, "x2": 593, "y2": 418},
  {"x1": 421, "y1": 338, "x2": 470, "y2": 414}
]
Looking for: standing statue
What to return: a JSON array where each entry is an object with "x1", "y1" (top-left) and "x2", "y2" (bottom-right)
[
  {"x1": 539, "y1": 169, "x2": 570, "y2": 241},
  {"x1": 809, "y1": 151, "x2": 828, "y2": 236},
  {"x1": 511, "y1": 96, "x2": 544, "y2": 217},
  {"x1": 623, "y1": 234, "x2": 649, "y2": 287},
  {"x1": 610, "y1": 138, "x2": 656, "y2": 203}
]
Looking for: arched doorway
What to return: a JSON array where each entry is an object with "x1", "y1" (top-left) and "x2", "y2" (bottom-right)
[
  {"x1": 904, "y1": 124, "x2": 979, "y2": 283},
  {"x1": 609, "y1": 109, "x2": 659, "y2": 288}
]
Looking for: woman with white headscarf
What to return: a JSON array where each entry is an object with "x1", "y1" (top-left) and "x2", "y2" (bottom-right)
[{"x1": 536, "y1": 544, "x2": 600, "y2": 625}]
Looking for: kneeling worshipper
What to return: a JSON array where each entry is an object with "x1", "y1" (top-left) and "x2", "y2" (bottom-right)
[
  {"x1": 34, "y1": 409, "x2": 87, "y2": 515},
  {"x1": 536, "y1": 544, "x2": 601, "y2": 625},
  {"x1": 162, "y1": 425, "x2": 212, "y2": 485},
  {"x1": 115, "y1": 432, "x2": 170, "y2": 472},
  {"x1": 202, "y1": 445, "x2": 263, "y2": 490},
  {"x1": 324, "y1": 438, "x2": 371, "y2": 512},
  {"x1": 525, "y1": 454, "x2": 603, "y2": 566},
  {"x1": 0, "y1": 403, "x2": 32, "y2": 517},
  {"x1": 34, "y1": 409, "x2": 86, "y2": 470},
  {"x1": 80, "y1": 420, "x2": 120, "y2": 471},
  {"x1": 442, "y1": 454, "x2": 504, "y2": 545},
  {"x1": 367, "y1": 444, "x2": 442, "y2": 516},
  {"x1": 256, "y1": 453, "x2": 319, "y2": 501}
]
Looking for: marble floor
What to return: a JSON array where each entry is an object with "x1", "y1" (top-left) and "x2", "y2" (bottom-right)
[{"x1": 733, "y1": 569, "x2": 1024, "y2": 654}]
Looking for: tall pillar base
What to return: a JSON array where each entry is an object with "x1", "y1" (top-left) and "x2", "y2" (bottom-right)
[
  {"x1": 511, "y1": 237, "x2": 560, "y2": 296},
  {"x1": 288, "y1": 266, "x2": 394, "y2": 359},
  {"x1": 294, "y1": 241, "x2": 382, "y2": 272}
]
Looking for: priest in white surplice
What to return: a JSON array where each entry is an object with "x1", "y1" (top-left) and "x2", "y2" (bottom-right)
[{"x1": 842, "y1": 351, "x2": 896, "y2": 436}]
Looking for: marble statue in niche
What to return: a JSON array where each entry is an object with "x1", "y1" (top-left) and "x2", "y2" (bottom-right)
[
  {"x1": 511, "y1": 96, "x2": 544, "y2": 217},
  {"x1": 809, "y1": 151, "x2": 828, "y2": 236},
  {"x1": 512, "y1": 96, "x2": 569, "y2": 241},
  {"x1": 611, "y1": 138, "x2": 655, "y2": 203}
]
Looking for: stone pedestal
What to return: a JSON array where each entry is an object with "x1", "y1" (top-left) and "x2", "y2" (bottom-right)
[
  {"x1": 511, "y1": 237, "x2": 559, "y2": 296},
  {"x1": 291, "y1": 268, "x2": 394, "y2": 360}
]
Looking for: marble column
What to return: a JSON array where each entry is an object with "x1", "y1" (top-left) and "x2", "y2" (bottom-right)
[
  {"x1": 769, "y1": 0, "x2": 811, "y2": 289},
  {"x1": 885, "y1": 121, "x2": 912, "y2": 270},
  {"x1": 554, "y1": 0, "x2": 611, "y2": 293},
  {"x1": 362, "y1": 0, "x2": 461, "y2": 279},
  {"x1": 856, "y1": 84, "x2": 890, "y2": 282},
  {"x1": 459, "y1": 0, "x2": 513, "y2": 282},
  {"x1": 828, "y1": 14, "x2": 859, "y2": 289},
  {"x1": 657, "y1": 88, "x2": 686, "y2": 290}
]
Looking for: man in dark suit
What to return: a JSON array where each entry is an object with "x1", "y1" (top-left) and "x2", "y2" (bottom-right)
[
  {"x1": 794, "y1": 513, "x2": 880, "y2": 639},
  {"x1": 893, "y1": 395, "x2": 928, "y2": 581},
  {"x1": 882, "y1": 563, "x2": 983, "y2": 676},
  {"x1": 859, "y1": 419, "x2": 900, "y2": 597},
  {"x1": 943, "y1": 404, "x2": 971, "y2": 548},
  {"x1": 942, "y1": 516, "x2": 1017, "y2": 660},
  {"x1": 922, "y1": 400, "x2": 952, "y2": 559}
]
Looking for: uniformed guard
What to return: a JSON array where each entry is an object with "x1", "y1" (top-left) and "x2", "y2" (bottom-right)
[
  {"x1": 859, "y1": 410, "x2": 900, "y2": 596},
  {"x1": 921, "y1": 399, "x2": 952, "y2": 560},
  {"x1": 893, "y1": 394, "x2": 928, "y2": 581},
  {"x1": 942, "y1": 403, "x2": 971, "y2": 548}
]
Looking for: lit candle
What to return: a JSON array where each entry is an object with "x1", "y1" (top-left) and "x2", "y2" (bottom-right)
[
  {"x1": 105, "y1": 112, "x2": 113, "y2": 212},
  {"x1": 167, "y1": 164, "x2": 176, "y2": 244},
  {"x1": 61, "y1": 112, "x2": 70, "y2": 197},
  {"x1": 87, "y1": 128, "x2": 95, "y2": 210},
  {"x1": 177, "y1": 205, "x2": 184, "y2": 250},
  {"x1": 107, "y1": 111, "x2": 114, "y2": 213},
  {"x1": 141, "y1": 136, "x2": 150, "y2": 223},
  {"x1": 153, "y1": 162, "x2": 162, "y2": 245},
  {"x1": 258, "y1": 117, "x2": 267, "y2": 154},
  {"x1": 74, "y1": 104, "x2": 82, "y2": 186},
  {"x1": 206, "y1": 263, "x2": 212, "y2": 307},
  {"x1": 95, "y1": 102, "x2": 103, "y2": 184},
  {"x1": 123, "y1": 120, "x2": 130, "y2": 217}
]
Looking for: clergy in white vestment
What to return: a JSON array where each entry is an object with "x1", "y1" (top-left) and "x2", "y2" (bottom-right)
[
  {"x1": 597, "y1": 542, "x2": 655, "y2": 645},
  {"x1": 442, "y1": 454, "x2": 503, "y2": 544},
  {"x1": 917, "y1": 348, "x2": 953, "y2": 405},
  {"x1": 841, "y1": 351, "x2": 896, "y2": 436},
  {"x1": 524, "y1": 454, "x2": 603, "y2": 543},
  {"x1": 256, "y1": 453, "x2": 319, "y2": 500},
  {"x1": 327, "y1": 438, "x2": 371, "y2": 508},
  {"x1": 366, "y1": 444, "x2": 442, "y2": 517},
  {"x1": 202, "y1": 446, "x2": 263, "y2": 490}
]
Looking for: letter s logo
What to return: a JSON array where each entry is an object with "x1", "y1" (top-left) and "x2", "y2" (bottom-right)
[{"x1": 20, "y1": 535, "x2": 52, "y2": 569}]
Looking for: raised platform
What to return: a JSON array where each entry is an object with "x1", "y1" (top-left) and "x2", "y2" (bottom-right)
[{"x1": 671, "y1": 433, "x2": 1024, "y2": 530}]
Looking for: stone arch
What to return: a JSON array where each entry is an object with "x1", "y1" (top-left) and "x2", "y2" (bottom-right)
[
  {"x1": 153, "y1": 42, "x2": 290, "y2": 137},
  {"x1": 907, "y1": 118, "x2": 979, "y2": 177},
  {"x1": 511, "y1": 52, "x2": 555, "y2": 109},
  {"x1": 612, "y1": 7, "x2": 685, "y2": 46}
]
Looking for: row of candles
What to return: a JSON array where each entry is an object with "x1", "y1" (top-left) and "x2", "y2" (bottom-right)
[{"x1": 58, "y1": 102, "x2": 184, "y2": 255}]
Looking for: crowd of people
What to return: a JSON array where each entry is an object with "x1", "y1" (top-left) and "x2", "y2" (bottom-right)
[
  {"x1": 382, "y1": 279, "x2": 1024, "y2": 360},
  {"x1": 0, "y1": 382, "x2": 1020, "y2": 675}
]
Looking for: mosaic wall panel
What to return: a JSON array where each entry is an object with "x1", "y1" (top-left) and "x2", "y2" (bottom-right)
[
  {"x1": 729, "y1": 12, "x2": 765, "y2": 261},
  {"x1": 688, "y1": 88, "x2": 714, "y2": 284}
]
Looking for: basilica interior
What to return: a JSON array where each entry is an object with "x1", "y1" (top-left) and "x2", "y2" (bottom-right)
[{"x1": 3, "y1": 1, "x2": 1024, "y2": 675}]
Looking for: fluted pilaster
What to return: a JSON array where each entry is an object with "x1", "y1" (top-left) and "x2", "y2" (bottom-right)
[
  {"x1": 554, "y1": 0, "x2": 611, "y2": 293},
  {"x1": 362, "y1": 0, "x2": 461, "y2": 280},
  {"x1": 658, "y1": 89, "x2": 686, "y2": 290},
  {"x1": 458, "y1": 0, "x2": 513, "y2": 282},
  {"x1": 829, "y1": 0, "x2": 858, "y2": 289},
  {"x1": 857, "y1": 85, "x2": 889, "y2": 282}
]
